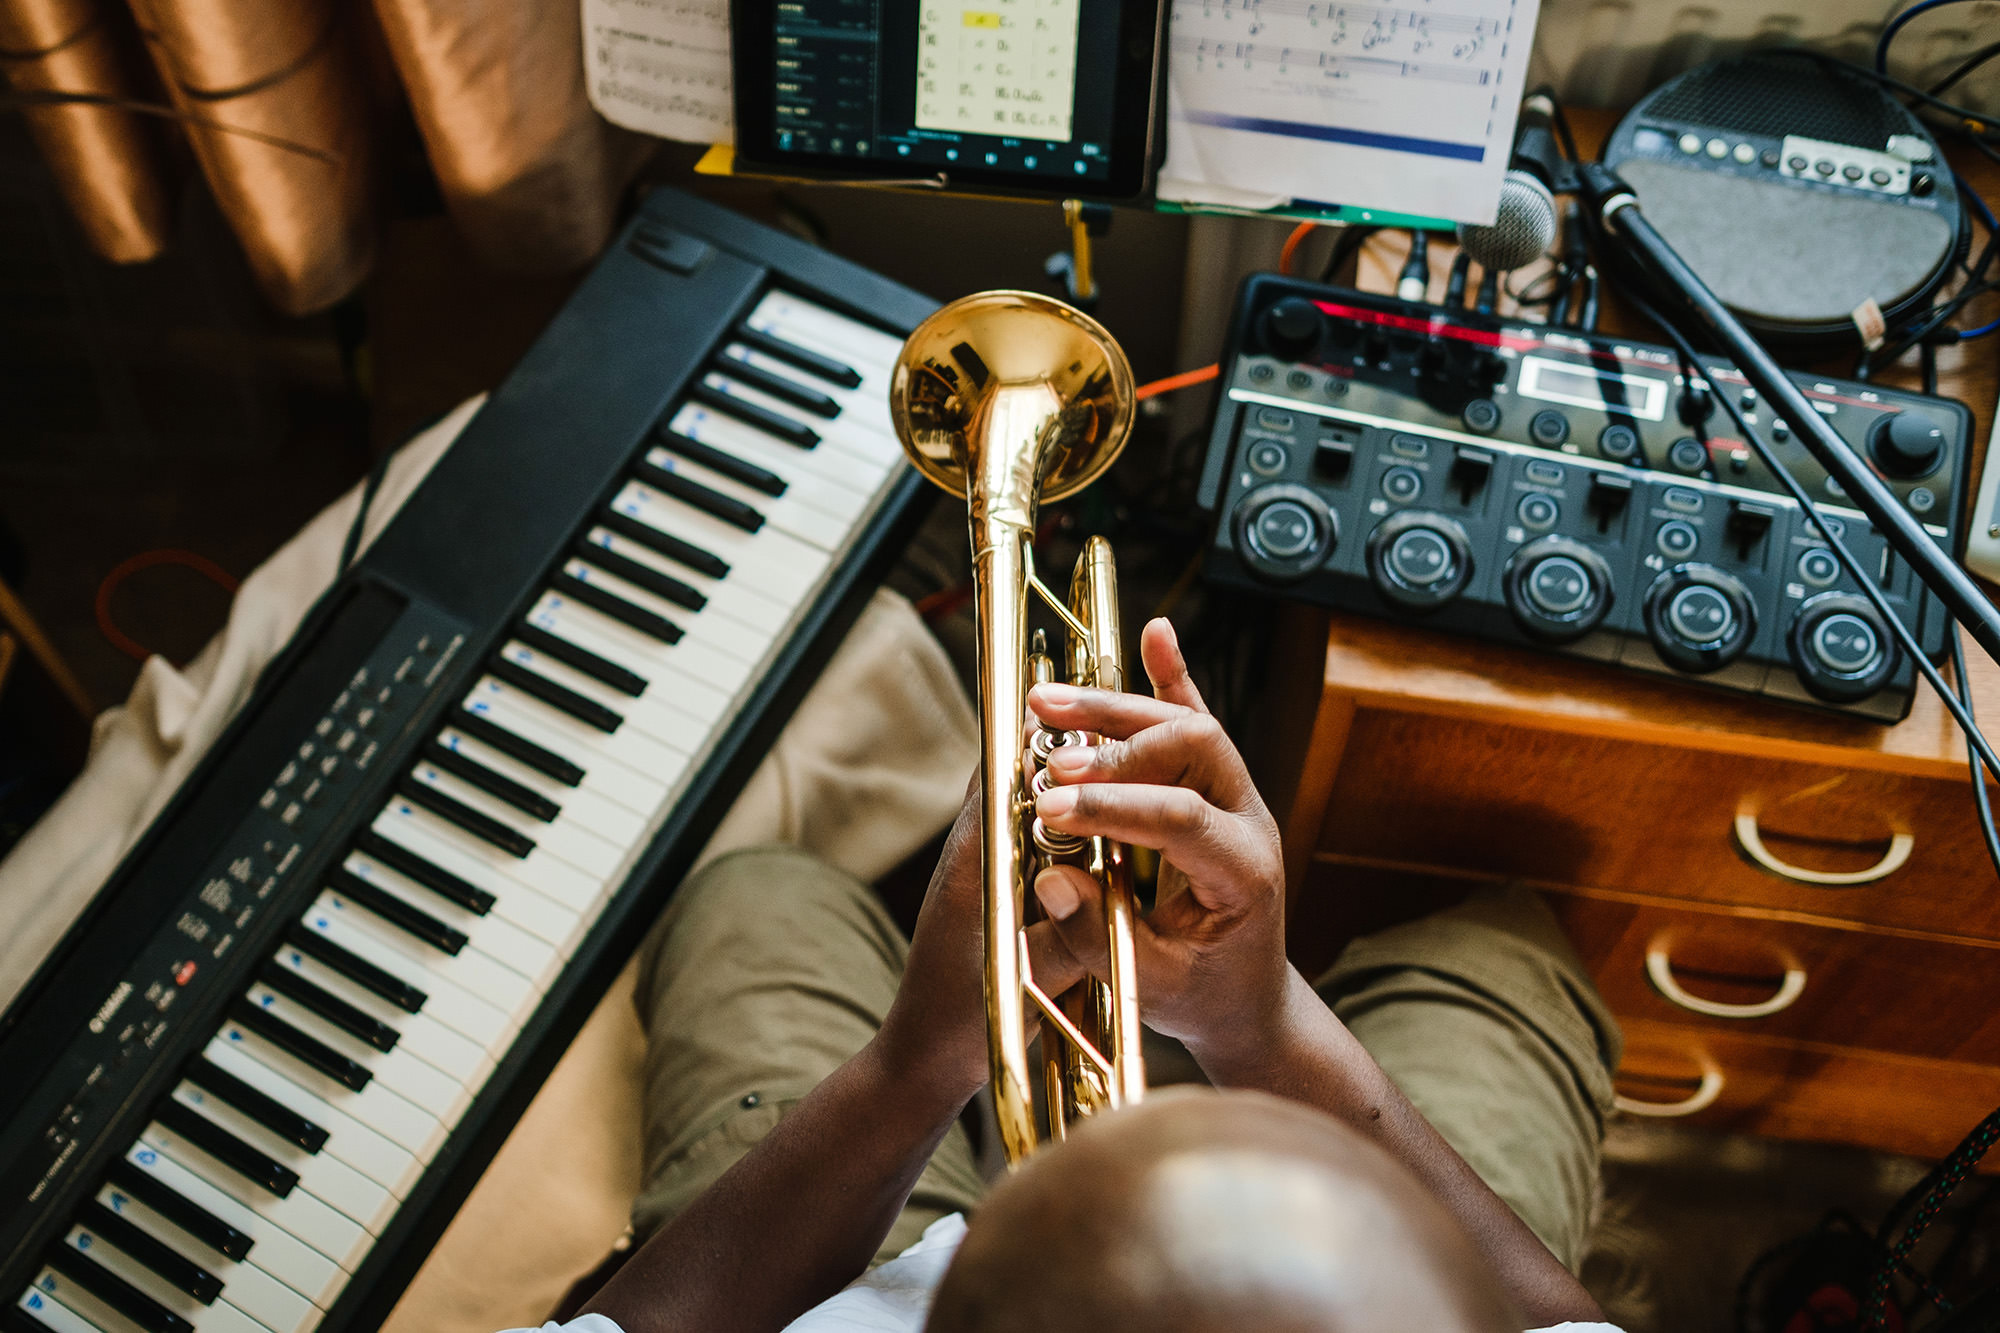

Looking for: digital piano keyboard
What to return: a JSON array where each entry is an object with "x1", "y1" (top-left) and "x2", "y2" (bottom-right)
[{"x1": 0, "y1": 189, "x2": 936, "y2": 1333}]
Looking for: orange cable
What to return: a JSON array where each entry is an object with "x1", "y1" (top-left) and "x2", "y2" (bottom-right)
[
  {"x1": 95, "y1": 548, "x2": 240, "y2": 663},
  {"x1": 1278, "y1": 220, "x2": 1318, "y2": 275},
  {"x1": 1134, "y1": 363, "x2": 1220, "y2": 400}
]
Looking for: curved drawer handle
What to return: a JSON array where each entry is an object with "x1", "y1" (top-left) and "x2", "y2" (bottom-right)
[
  {"x1": 1615, "y1": 1069, "x2": 1724, "y2": 1118},
  {"x1": 1733, "y1": 812, "x2": 1914, "y2": 886},
  {"x1": 1647, "y1": 945, "x2": 1807, "y2": 1020}
]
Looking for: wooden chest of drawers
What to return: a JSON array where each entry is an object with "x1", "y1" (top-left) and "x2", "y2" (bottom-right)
[{"x1": 1272, "y1": 608, "x2": 2000, "y2": 1165}]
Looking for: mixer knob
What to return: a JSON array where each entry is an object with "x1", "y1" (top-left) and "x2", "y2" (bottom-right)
[
  {"x1": 1868, "y1": 409, "x2": 1944, "y2": 479},
  {"x1": 1788, "y1": 593, "x2": 1898, "y2": 703},
  {"x1": 1642, "y1": 563, "x2": 1756, "y2": 673},
  {"x1": 1503, "y1": 537, "x2": 1614, "y2": 643},
  {"x1": 1365, "y1": 511, "x2": 1474, "y2": 612},
  {"x1": 1667, "y1": 436, "x2": 1708, "y2": 475},
  {"x1": 1678, "y1": 385, "x2": 1715, "y2": 426},
  {"x1": 1261, "y1": 297, "x2": 1326, "y2": 361},
  {"x1": 1231, "y1": 483, "x2": 1337, "y2": 583}
]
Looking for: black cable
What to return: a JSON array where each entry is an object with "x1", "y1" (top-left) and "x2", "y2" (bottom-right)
[
  {"x1": 1396, "y1": 229, "x2": 1431, "y2": 302},
  {"x1": 336, "y1": 451, "x2": 393, "y2": 574},
  {"x1": 1928, "y1": 37, "x2": 2000, "y2": 97},
  {"x1": 1473, "y1": 267, "x2": 1499, "y2": 314},
  {"x1": 1623, "y1": 286, "x2": 2000, "y2": 794},
  {"x1": 1319, "y1": 225, "x2": 1378, "y2": 286},
  {"x1": 1444, "y1": 250, "x2": 1471, "y2": 307}
]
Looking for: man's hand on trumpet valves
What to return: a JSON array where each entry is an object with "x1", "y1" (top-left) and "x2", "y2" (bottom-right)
[{"x1": 1026, "y1": 616, "x2": 1292, "y2": 1074}]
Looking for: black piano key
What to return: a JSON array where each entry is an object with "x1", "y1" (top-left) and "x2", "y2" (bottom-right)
[
  {"x1": 708, "y1": 355, "x2": 840, "y2": 417},
  {"x1": 732, "y1": 322, "x2": 863, "y2": 388},
  {"x1": 395, "y1": 773, "x2": 538, "y2": 857},
  {"x1": 106, "y1": 1162, "x2": 253, "y2": 1261},
  {"x1": 354, "y1": 827, "x2": 499, "y2": 912},
  {"x1": 596, "y1": 505, "x2": 730, "y2": 578},
  {"x1": 656, "y1": 431, "x2": 787, "y2": 497},
  {"x1": 76, "y1": 1201, "x2": 223, "y2": 1305},
  {"x1": 549, "y1": 572, "x2": 684, "y2": 646},
  {"x1": 511, "y1": 623, "x2": 647, "y2": 698},
  {"x1": 572, "y1": 540, "x2": 705, "y2": 613},
  {"x1": 689, "y1": 383, "x2": 820, "y2": 448},
  {"x1": 329, "y1": 868, "x2": 470, "y2": 957},
  {"x1": 44, "y1": 1243, "x2": 194, "y2": 1333},
  {"x1": 424, "y1": 736, "x2": 564, "y2": 819},
  {"x1": 185, "y1": 1057, "x2": 329, "y2": 1154},
  {"x1": 153, "y1": 1101, "x2": 299, "y2": 1199},
  {"x1": 487, "y1": 658, "x2": 623, "y2": 735},
  {"x1": 257, "y1": 962, "x2": 399, "y2": 1054},
  {"x1": 284, "y1": 923, "x2": 426, "y2": 1014},
  {"x1": 632, "y1": 459, "x2": 767, "y2": 532},
  {"x1": 450, "y1": 707, "x2": 584, "y2": 786},
  {"x1": 228, "y1": 998, "x2": 374, "y2": 1093}
]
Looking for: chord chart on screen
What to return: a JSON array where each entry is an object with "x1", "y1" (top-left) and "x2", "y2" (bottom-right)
[{"x1": 915, "y1": 0, "x2": 1082, "y2": 140}]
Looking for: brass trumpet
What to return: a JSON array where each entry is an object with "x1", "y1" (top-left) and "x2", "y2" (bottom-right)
[{"x1": 889, "y1": 291, "x2": 1145, "y2": 1164}]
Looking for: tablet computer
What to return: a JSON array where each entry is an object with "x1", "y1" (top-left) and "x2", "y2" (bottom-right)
[{"x1": 729, "y1": 0, "x2": 1166, "y2": 201}]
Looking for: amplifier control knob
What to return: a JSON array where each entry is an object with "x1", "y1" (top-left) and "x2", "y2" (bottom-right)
[
  {"x1": 1598, "y1": 423, "x2": 1642, "y2": 463},
  {"x1": 1869, "y1": 409, "x2": 1944, "y2": 479},
  {"x1": 1365, "y1": 511, "x2": 1474, "y2": 612},
  {"x1": 1642, "y1": 563, "x2": 1756, "y2": 673},
  {"x1": 1789, "y1": 593, "x2": 1898, "y2": 703},
  {"x1": 1231, "y1": 484, "x2": 1337, "y2": 583},
  {"x1": 1503, "y1": 536, "x2": 1614, "y2": 643},
  {"x1": 1261, "y1": 297, "x2": 1325, "y2": 361},
  {"x1": 1678, "y1": 385, "x2": 1715, "y2": 426},
  {"x1": 1667, "y1": 437, "x2": 1708, "y2": 475}
]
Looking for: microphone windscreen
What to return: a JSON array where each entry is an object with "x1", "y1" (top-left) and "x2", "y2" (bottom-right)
[{"x1": 1456, "y1": 170, "x2": 1558, "y2": 273}]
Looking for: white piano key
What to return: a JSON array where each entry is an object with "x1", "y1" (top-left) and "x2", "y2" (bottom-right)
[
  {"x1": 577, "y1": 525, "x2": 791, "y2": 638},
  {"x1": 664, "y1": 404, "x2": 892, "y2": 503},
  {"x1": 198, "y1": 1039, "x2": 423, "y2": 1197},
  {"x1": 300, "y1": 891, "x2": 542, "y2": 1027},
  {"x1": 643, "y1": 439, "x2": 861, "y2": 543},
  {"x1": 171, "y1": 1083, "x2": 396, "y2": 1233},
  {"x1": 435, "y1": 728, "x2": 647, "y2": 846},
  {"x1": 18, "y1": 1279, "x2": 107, "y2": 1333},
  {"x1": 64, "y1": 1221, "x2": 303, "y2": 1333},
  {"x1": 335, "y1": 853, "x2": 559, "y2": 990},
  {"x1": 238, "y1": 985, "x2": 472, "y2": 1127},
  {"x1": 362, "y1": 807, "x2": 594, "y2": 942},
  {"x1": 690, "y1": 373, "x2": 902, "y2": 470},
  {"x1": 269, "y1": 943, "x2": 502, "y2": 1077},
  {"x1": 408, "y1": 759, "x2": 624, "y2": 881},
  {"x1": 94, "y1": 1182, "x2": 322, "y2": 1332},
  {"x1": 207, "y1": 1022, "x2": 442, "y2": 1162},
  {"x1": 607, "y1": 480, "x2": 830, "y2": 605},
  {"x1": 744, "y1": 291, "x2": 907, "y2": 386},
  {"x1": 493, "y1": 643, "x2": 716, "y2": 757},
  {"x1": 137, "y1": 1127, "x2": 368, "y2": 1273},
  {"x1": 118, "y1": 1144, "x2": 343, "y2": 1307},
  {"x1": 463, "y1": 677, "x2": 692, "y2": 798},
  {"x1": 550, "y1": 564, "x2": 764, "y2": 679},
  {"x1": 519, "y1": 600, "x2": 737, "y2": 729}
]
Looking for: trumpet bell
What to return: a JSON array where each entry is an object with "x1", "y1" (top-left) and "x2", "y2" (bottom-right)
[{"x1": 890, "y1": 290, "x2": 1134, "y2": 504}]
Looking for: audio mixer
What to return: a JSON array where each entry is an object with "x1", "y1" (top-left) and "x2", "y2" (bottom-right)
[{"x1": 1196, "y1": 274, "x2": 1973, "y2": 721}]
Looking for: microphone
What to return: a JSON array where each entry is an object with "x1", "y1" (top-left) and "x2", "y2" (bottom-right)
[{"x1": 1457, "y1": 92, "x2": 1564, "y2": 272}]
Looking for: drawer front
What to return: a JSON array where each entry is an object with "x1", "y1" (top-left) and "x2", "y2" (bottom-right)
[
  {"x1": 1615, "y1": 1017, "x2": 2000, "y2": 1165},
  {"x1": 1548, "y1": 892, "x2": 2000, "y2": 1064},
  {"x1": 1317, "y1": 709, "x2": 1998, "y2": 940}
]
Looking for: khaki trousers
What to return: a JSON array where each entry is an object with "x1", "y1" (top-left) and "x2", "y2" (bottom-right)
[{"x1": 629, "y1": 846, "x2": 1621, "y2": 1271}]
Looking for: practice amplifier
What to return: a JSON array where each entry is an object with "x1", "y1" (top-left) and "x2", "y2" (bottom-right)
[{"x1": 1196, "y1": 274, "x2": 1973, "y2": 722}]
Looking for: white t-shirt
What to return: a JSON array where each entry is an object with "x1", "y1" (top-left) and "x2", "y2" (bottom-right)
[{"x1": 507, "y1": 1213, "x2": 1625, "y2": 1333}]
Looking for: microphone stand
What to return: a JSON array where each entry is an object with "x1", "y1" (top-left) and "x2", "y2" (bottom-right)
[{"x1": 1575, "y1": 162, "x2": 2000, "y2": 666}]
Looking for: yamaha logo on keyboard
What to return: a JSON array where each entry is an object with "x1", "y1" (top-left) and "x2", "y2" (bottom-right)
[{"x1": 85, "y1": 981, "x2": 132, "y2": 1035}]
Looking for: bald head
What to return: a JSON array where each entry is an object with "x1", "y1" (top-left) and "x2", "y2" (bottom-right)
[{"x1": 927, "y1": 1089, "x2": 1519, "y2": 1333}]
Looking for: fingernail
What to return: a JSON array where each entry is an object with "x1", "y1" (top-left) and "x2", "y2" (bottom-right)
[
  {"x1": 1035, "y1": 869, "x2": 1081, "y2": 921},
  {"x1": 1046, "y1": 745, "x2": 1089, "y2": 773},
  {"x1": 1034, "y1": 682, "x2": 1079, "y2": 705},
  {"x1": 1036, "y1": 786, "x2": 1078, "y2": 819}
]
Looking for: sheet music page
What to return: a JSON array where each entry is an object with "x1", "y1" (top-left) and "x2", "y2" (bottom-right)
[
  {"x1": 582, "y1": 0, "x2": 735, "y2": 145},
  {"x1": 915, "y1": 0, "x2": 1082, "y2": 141},
  {"x1": 1157, "y1": 0, "x2": 1543, "y2": 223}
]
